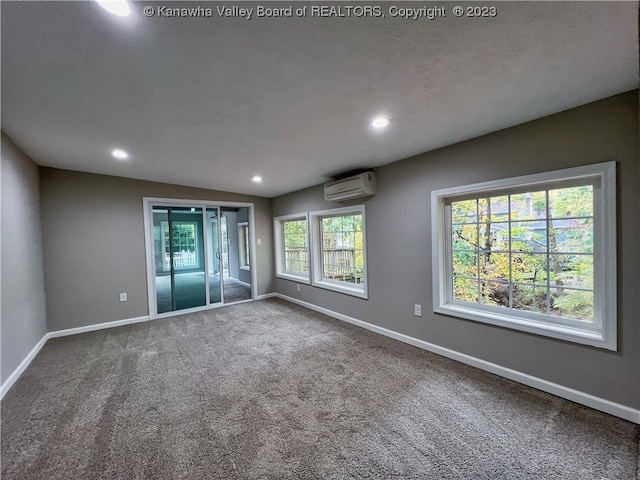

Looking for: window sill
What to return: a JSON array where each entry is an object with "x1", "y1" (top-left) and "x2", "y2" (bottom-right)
[
  {"x1": 240, "y1": 266, "x2": 250, "y2": 271},
  {"x1": 434, "y1": 303, "x2": 614, "y2": 350},
  {"x1": 276, "y1": 273, "x2": 311, "y2": 284},
  {"x1": 313, "y1": 279, "x2": 368, "y2": 299}
]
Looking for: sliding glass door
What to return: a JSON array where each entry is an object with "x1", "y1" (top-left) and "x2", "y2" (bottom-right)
[
  {"x1": 152, "y1": 205, "x2": 222, "y2": 315},
  {"x1": 146, "y1": 200, "x2": 253, "y2": 318},
  {"x1": 206, "y1": 207, "x2": 223, "y2": 304}
]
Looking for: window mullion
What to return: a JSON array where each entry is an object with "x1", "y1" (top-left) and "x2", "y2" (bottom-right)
[
  {"x1": 545, "y1": 190, "x2": 551, "y2": 317},
  {"x1": 476, "y1": 199, "x2": 481, "y2": 304},
  {"x1": 508, "y1": 195, "x2": 513, "y2": 310}
]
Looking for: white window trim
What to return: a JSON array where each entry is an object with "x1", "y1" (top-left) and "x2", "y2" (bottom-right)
[
  {"x1": 310, "y1": 205, "x2": 368, "y2": 299},
  {"x1": 274, "y1": 213, "x2": 311, "y2": 284},
  {"x1": 238, "y1": 222, "x2": 250, "y2": 271},
  {"x1": 431, "y1": 162, "x2": 616, "y2": 350}
]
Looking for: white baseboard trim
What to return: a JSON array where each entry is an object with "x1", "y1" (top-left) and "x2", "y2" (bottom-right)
[
  {"x1": 1, "y1": 315, "x2": 150, "y2": 400},
  {"x1": 224, "y1": 299, "x2": 253, "y2": 306},
  {"x1": 0, "y1": 335, "x2": 48, "y2": 400},
  {"x1": 255, "y1": 293, "x2": 277, "y2": 301},
  {"x1": 275, "y1": 294, "x2": 640, "y2": 425},
  {"x1": 46, "y1": 315, "x2": 150, "y2": 339}
]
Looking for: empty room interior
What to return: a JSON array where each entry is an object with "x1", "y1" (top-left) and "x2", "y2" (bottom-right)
[{"x1": 1, "y1": 1, "x2": 639, "y2": 478}]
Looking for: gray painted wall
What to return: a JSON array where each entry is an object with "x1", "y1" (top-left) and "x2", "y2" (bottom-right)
[
  {"x1": 1, "y1": 133, "x2": 48, "y2": 384},
  {"x1": 39, "y1": 169, "x2": 274, "y2": 331},
  {"x1": 272, "y1": 92, "x2": 640, "y2": 409}
]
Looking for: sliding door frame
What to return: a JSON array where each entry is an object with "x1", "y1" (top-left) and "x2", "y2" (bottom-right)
[{"x1": 143, "y1": 197, "x2": 257, "y2": 320}]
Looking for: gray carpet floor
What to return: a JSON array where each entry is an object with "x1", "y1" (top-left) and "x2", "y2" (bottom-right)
[{"x1": 1, "y1": 299, "x2": 638, "y2": 479}]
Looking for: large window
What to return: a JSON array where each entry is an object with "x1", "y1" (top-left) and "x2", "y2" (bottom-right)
[
  {"x1": 431, "y1": 162, "x2": 616, "y2": 350},
  {"x1": 274, "y1": 214, "x2": 310, "y2": 283},
  {"x1": 311, "y1": 206, "x2": 368, "y2": 298}
]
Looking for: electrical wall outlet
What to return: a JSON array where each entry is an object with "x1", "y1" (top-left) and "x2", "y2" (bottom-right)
[
  {"x1": 120, "y1": 292, "x2": 127, "y2": 302},
  {"x1": 296, "y1": 284, "x2": 301, "y2": 292},
  {"x1": 257, "y1": 238, "x2": 262, "y2": 245},
  {"x1": 414, "y1": 304, "x2": 422, "y2": 317}
]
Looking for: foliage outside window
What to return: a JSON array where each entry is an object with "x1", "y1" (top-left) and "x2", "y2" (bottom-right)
[
  {"x1": 283, "y1": 219, "x2": 309, "y2": 275},
  {"x1": 432, "y1": 162, "x2": 616, "y2": 350},
  {"x1": 274, "y1": 214, "x2": 310, "y2": 283},
  {"x1": 311, "y1": 206, "x2": 368, "y2": 298}
]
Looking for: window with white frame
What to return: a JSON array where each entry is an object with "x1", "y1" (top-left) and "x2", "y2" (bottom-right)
[
  {"x1": 160, "y1": 221, "x2": 200, "y2": 271},
  {"x1": 274, "y1": 214, "x2": 310, "y2": 282},
  {"x1": 238, "y1": 222, "x2": 250, "y2": 269},
  {"x1": 431, "y1": 162, "x2": 616, "y2": 350},
  {"x1": 310, "y1": 206, "x2": 368, "y2": 298}
]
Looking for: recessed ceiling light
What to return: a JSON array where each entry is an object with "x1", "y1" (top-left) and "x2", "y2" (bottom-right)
[
  {"x1": 371, "y1": 116, "x2": 390, "y2": 129},
  {"x1": 96, "y1": 0, "x2": 131, "y2": 17},
  {"x1": 252, "y1": 176, "x2": 263, "y2": 183},
  {"x1": 111, "y1": 148, "x2": 129, "y2": 160}
]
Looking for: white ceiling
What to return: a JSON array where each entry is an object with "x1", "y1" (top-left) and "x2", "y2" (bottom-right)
[{"x1": 1, "y1": 1, "x2": 637, "y2": 198}]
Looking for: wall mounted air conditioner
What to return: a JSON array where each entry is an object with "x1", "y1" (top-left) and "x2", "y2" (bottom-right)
[{"x1": 324, "y1": 171, "x2": 376, "y2": 202}]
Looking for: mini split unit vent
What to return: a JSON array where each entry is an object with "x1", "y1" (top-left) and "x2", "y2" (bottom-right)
[{"x1": 324, "y1": 171, "x2": 376, "y2": 202}]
